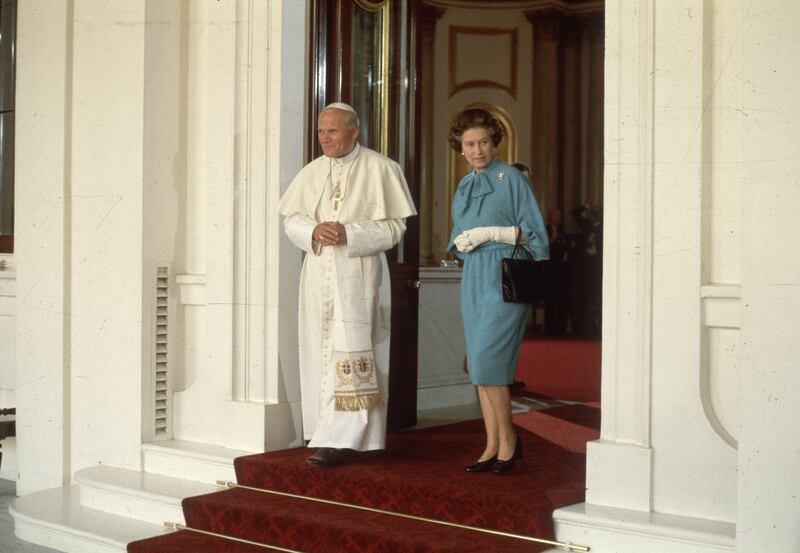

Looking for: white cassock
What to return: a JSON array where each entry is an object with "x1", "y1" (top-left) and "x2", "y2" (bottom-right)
[{"x1": 278, "y1": 144, "x2": 416, "y2": 451}]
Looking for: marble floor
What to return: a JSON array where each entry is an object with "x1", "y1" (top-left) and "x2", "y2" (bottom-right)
[{"x1": 0, "y1": 479, "x2": 59, "y2": 553}]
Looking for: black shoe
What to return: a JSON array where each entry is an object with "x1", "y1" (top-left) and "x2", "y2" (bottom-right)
[
  {"x1": 491, "y1": 438, "x2": 522, "y2": 475},
  {"x1": 464, "y1": 455, "x2": 497, "y2": 473},
  {"x1": 305, "y1": 448, "x2": 352, "y2": 468}
]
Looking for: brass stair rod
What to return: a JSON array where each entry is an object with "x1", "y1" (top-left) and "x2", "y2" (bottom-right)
[
  {"x1": 163, "y1": 522, "x2": 301, "y2": 552},
  {"x1": 216, "y1": 480, "x2": 590, "y2": 552}
]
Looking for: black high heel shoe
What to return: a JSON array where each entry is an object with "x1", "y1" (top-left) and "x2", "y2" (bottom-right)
[
  {"x1": 491, "y1": 438, "x2": 522, "y2": 475},
  {"x1": 464, "y1": 455, "x2": 497, "y2": 473}
]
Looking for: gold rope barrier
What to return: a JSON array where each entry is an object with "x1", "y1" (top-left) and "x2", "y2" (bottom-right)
[
  {"x1": 163, "y1": 522, "x2": 300, "y2": 552},
  {"x1": 214, "y1": 480, "x2": 590, "y2": 552}
]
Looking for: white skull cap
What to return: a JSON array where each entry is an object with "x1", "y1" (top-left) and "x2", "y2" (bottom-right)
[
  {"x1": 322, "y1": 102, "x2": 360, "y2": 127},
  {"x1": 324, "y1": 102, "x2": 357, "y2": 115}
]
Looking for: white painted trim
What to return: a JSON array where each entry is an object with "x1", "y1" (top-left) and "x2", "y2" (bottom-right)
[
  {"x1": 175, "y1": 273, "x2": 207, "y2": 306},
  {"x1": 554, "y1": 502, "x2": 735, "y2": 552},
  {"x1": 141, "y1": 439, "x2": 252, "y2": 484},
  {"x1": 588, "y1": 0, "x2": 656, "y2": 511},
  {"x1": 11, "y1": 486, "x2": 168, "y2": 553}
]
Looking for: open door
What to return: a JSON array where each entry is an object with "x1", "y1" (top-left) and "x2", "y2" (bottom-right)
[{"x1": 308, "y1": 0, "x2": 420, "y2": 430}]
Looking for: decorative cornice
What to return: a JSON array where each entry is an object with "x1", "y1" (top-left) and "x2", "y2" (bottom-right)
[
  {"x1": 419, "y1": 4, "x2": 446, "y2": 36},
  {"x1": 354, "y1": 0, "x2": 390, "y2": 12},
  {"x1": 526, "y1": 9, "x2": 565, "y2": 39},
  {"x1": 424, "y1": 0, "x2": 603, "y2": 13},
  {"x1": 577, "y1": 10, "x2": 605, "y2": 37}
]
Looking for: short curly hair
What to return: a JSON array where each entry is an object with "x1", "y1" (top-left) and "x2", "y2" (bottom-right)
[{"x1": 448, "y1": 108, "x2": 504, "y2": 153}]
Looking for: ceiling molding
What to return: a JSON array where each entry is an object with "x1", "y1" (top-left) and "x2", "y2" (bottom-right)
[{"x1": 423, "y1": 0, "x2": 604, "y2": 13}]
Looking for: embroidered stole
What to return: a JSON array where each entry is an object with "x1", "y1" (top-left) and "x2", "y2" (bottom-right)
[{"x1": 333, "y1": 350, "x2": 383, "y2": 412}]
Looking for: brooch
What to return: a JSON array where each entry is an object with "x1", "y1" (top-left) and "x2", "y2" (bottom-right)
[{"x1": 497, "y1": 171, "x2": 505, "y2": 181}]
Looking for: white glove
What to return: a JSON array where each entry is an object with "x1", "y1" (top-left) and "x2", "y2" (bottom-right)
[{"x1": 454, "y1": 226, "x2": 518, "y2": 253}]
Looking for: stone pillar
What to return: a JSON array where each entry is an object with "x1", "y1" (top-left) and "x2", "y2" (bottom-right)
[
  {"x1": 176, "y1": 0, "x2": 214, "y2": 394},
  {"x1": 559, "y1": 15, "x2": 580, "y2": 214},
  {"x1": 526, "y1": 9, "x2": 563, "y2": 211},
  {"x1": 584, "y1": 0, "x2": 656, "y2": 513},
  {"x1": 417, "y1": 5, "x2": 444, "y2": 267},
  {"x1": 69, "y1": 0, "x2": 148, "y2": 473},
  {"x1": 579, "y1": 12, "x2": 604, "y2": 208},
  {"x1": 14, "y1": 1, "x2": 71, "y2": 495},
  {"x1": 171, "y1": 0, "x2": 305, "y2": 452}
]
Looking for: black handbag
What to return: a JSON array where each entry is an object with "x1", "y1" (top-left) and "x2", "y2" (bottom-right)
[{"x1": 501, "y1": 230, "x2": 548, "y2": 303}]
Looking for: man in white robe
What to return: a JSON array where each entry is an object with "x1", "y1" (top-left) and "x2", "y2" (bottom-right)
[{"x1": 278, "y1": 103, "x2": 416, "y2": 467}]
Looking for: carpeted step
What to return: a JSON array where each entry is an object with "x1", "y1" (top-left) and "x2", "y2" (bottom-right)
[
  {"x1": 130, "y1": 486, "x2": 550, "y2": 553},
  {"x1": 128, "y1": 405, "x2": 598, "y2": 553},
  {"x1": 233, "y1": 417, "x2": 589, "y2": 538},
  {"x1": 129, "y1": 529, "x2": 265, "y2": 553}
]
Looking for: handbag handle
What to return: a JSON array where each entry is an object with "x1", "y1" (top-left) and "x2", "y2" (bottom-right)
[{"x1": 510, "y1": 227, "x2": 534, "y2": 262}]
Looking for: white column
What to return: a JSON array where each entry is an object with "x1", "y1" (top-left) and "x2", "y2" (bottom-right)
[
  {"x1": 584, "y1": 0, "x2": 655, "y2": 511},
  {"x1": 14, "y1": 1, "x2": 71, "y2": 495},
  {"x1": 737, "y1": 2, "x2": 800, "y2": 550},
  {"x1": 261, "y1": 0, "x2": 305, "y2": 449},
  {"x1": 171, "y1": 0, "x2": 305, "y2": 452},
  {"x1": 176, "y1": 0, "x2": 216, "y2": 394},
  {"x1": 16, "y1": 0, "x2": 149, "y2": 492},
  {"x1": 69, "y1": 0, "x2": 147, "y2": 473},
  {"x1": 172, "y1": 0, "x2": 246, "y2": 446}
]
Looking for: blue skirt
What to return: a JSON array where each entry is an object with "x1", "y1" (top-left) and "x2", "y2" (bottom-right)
[{"x1": 460, "y1": 244, "x2": 529, "y2": 385}]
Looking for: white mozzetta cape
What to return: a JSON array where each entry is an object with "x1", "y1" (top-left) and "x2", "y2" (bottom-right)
[{"x1": 278, "y1": 146, "x2": 417, "y2": 223}]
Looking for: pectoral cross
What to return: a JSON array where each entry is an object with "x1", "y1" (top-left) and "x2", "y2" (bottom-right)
[{"x1": 332, "y1": 181, "x2": 343, "y2": 208}]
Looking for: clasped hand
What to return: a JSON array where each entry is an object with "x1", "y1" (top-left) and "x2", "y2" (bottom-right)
[
  {"x1": 313, "y1": 221, "x2": 347, "y2": 246},
  {"x1": 454, "y1": 226, "x2": 518, "y2": 253}
]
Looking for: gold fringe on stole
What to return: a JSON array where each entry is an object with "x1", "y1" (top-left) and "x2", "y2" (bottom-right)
[
  {"x1": 334, "y1": 353, "x2": 382, "y2": 412},
  {"x1": 335, "y1": 393, "x2": 384, "y2": 412}
]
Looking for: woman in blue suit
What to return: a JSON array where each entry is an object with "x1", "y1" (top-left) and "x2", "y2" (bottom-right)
[{"x1": 448, "y1": 109, "x2": 549, "y2": 474}]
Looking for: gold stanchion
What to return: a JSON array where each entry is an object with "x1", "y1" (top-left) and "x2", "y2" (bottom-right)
[
  {"x1": 163, "y1": 522, "x2": 301, "y2": 552},
  {"x1": 215, "y1": 480, "x2": 590, "y2": 552}
]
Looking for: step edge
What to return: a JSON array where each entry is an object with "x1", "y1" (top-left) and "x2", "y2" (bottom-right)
[
  {"x1": 553, "y1": 502, "x2": 736, "y2": 547},
  {"x1": 11, "y1": 485, "x2": 172, "y2": 545},
  {"x1": 75, "y1": 465, "x2": 218, "y2": 504},
  {"x1": 142, "y1": 439, "x2": 256, "y2": 465}
]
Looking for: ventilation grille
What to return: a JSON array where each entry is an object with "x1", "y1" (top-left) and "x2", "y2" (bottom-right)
[{"x1": 155, "y1": 267, "x2": 169, "y2": 437}]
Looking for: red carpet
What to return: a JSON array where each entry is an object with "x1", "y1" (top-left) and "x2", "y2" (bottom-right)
[
  {"x1": 128, "y1": 403, "x2": 599, "y2": 553},
  {"x1": 514, "y1": 337, "x2": 601, "y2": 402}
]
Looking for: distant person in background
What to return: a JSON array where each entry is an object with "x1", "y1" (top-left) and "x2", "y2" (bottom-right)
[
  {"x1": 571, "y1": 204, "x2": 602, "y2": 337},
  {"x1": 512, "y1": 162, "x2": 531, "y2": 181},
  {"x1": 545, "y1": 207, "x2": 571, "y2": 335},
  {"x1": 448, "y1": 108, "x2": 548, "y2": 474}
]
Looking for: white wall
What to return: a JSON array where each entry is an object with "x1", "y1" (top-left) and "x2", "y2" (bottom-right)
[
  {"x1": 649, "y1": 0, "x2": 738, "y2": 522},
  {"x1": 556, "y1": 1, "x2": 800, "y2": 551},
  {"x1": 170, "y1": 0, "x2": 305, "y2": 453},
  {"x1": 585, "y1": 0, "x2": 740, "y2": 521},
  {"x1": 10, "y1": 1, "x2": 307, "y2": 498},
  {"x1": 16, "y1": 0, "x2": 151, "y2": 487},
  {"x1": 15, "y1": 1, "x2": 72, "y2": 494},
  {"x1": 0, "y1": 269, "x2": 15, "y2": 480},
  {"x1": 141, "y1": 0, "x2": 186, "y2": 443},
  {"x1": 737, "y1": 1, "x2": 800, "y2": 550},
  {"x1": 0, "y1": 271, "x2": 13, "y2": 392},
  {"x1": 68, "y1": 0, "x2": 147, "y2": 476}
]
